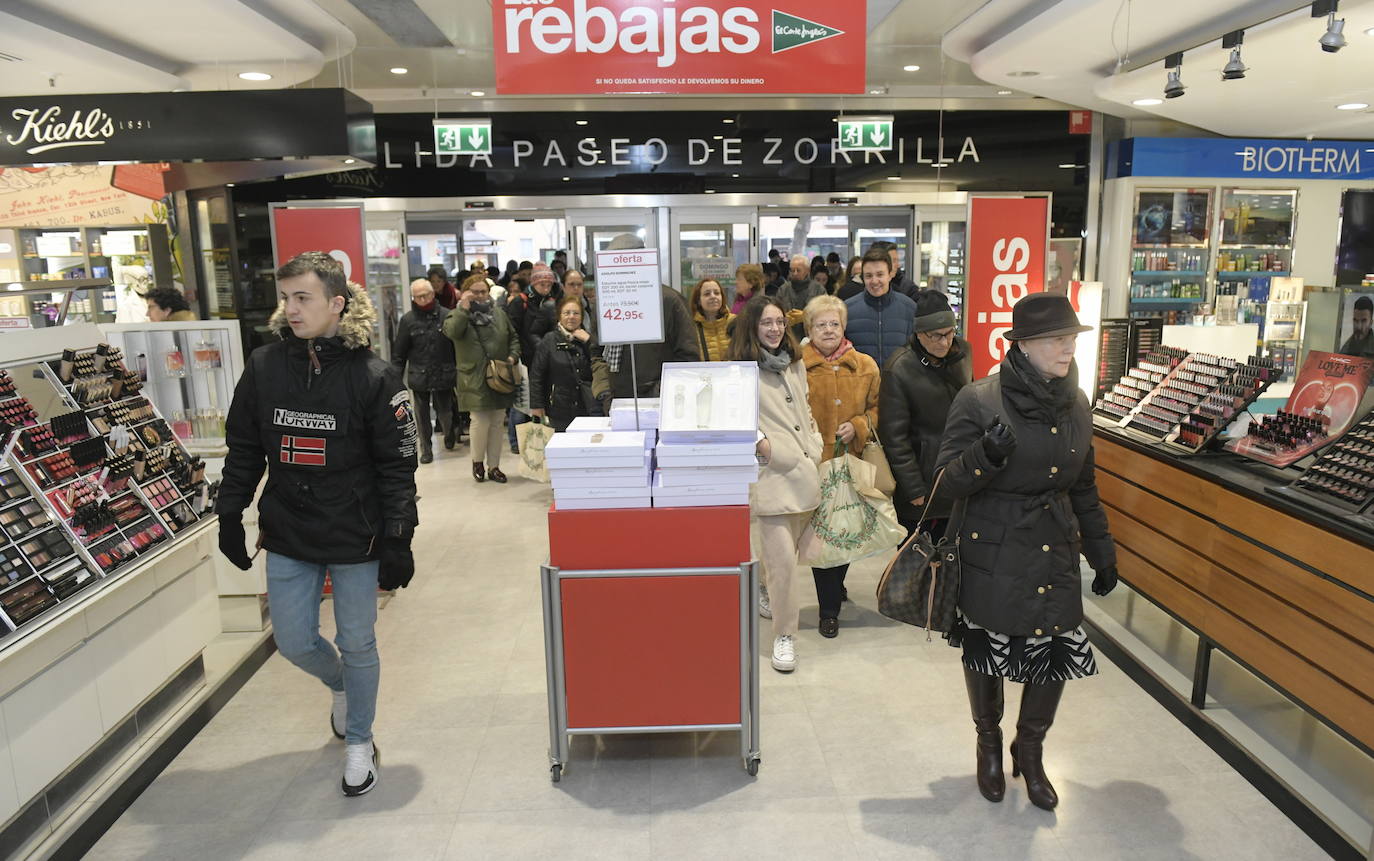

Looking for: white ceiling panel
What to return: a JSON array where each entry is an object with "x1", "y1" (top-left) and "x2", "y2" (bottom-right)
[{"x1": 0, "y1": 10, "x2": 186, "y2": 95}]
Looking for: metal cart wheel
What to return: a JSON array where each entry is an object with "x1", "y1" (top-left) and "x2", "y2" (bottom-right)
[
  {"x1": 746, "y1": 756, "x2": 760, "y2": 777},
  {"x1": 551, "y1": 763, "x2": 563, "y2": 783}
]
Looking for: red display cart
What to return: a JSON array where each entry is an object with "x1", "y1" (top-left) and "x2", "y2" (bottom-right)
[{"x1": 542, "y1": 504, "x2": 761, "y2": 781}]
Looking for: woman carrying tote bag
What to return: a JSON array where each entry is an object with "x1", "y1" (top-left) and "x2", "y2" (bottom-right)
[{"x1": 935, "y1": 292, "x2": 1119, "y2": 812}]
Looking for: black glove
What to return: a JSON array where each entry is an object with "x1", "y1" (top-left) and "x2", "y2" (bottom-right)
[
  {"x1": 1092, "y1": 566, "x2": 1119, "y2": 596},
  {"x1": 378, "y1": 535, "x2": 415, "y2": 591},
  {"x1": 217, "y1": 512, "x2": 252, "y2": 571},
  {"x1": 981, "y1": 415, "x2": 1017, "y2": 464}
]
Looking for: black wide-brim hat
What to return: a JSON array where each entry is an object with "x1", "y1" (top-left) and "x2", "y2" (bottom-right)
[{"x1": 1004, "y1": 292, "x2": 1093, "y2": 341}]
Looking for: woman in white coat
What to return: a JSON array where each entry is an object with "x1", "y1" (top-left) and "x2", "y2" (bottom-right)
[{"x1": 729, "y1": 295, "x2": 823, "y2": 673}]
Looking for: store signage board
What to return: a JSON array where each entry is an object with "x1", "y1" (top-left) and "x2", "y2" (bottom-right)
[
  {"x1": 1113, "y1": 137, "x2": 1374, "y2": 180},
  {"x1": 690, "y1": 259, "x2": 734, "y2": 280},
  {"x1": 0, "y1": 89, "x2": 374, "y2": 166},
  {"x1": 596, "y1": 248, "x2": 664, "y2": 345},
  {"x1": 964, "y1": 195, "x2": 1051, "y2": 379},
  {"x1": 492, "y1": 0, "x2": 864, "y2": 94},
  {"x1": 268, "y1": 205, "x2": 368, "y2": 290},
  {"x1": 836, "y1": 116, "x2": 894, "y2": 152},
  {"x1": 434, "y1": 119, "x2": 492, "y2": 156}
]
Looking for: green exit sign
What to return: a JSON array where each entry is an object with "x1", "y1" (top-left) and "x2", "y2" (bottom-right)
[
  {"x1": 433, "y1": 118, "x2": 492, "y2": 155},
  {"x1": 836, "y1": 115, "x2": 895, "y2": 152}
]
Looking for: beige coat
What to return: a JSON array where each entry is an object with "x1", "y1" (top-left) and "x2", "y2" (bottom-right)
[{"x1": 751, "y1": 358, "x2": 823, "y2": 516}]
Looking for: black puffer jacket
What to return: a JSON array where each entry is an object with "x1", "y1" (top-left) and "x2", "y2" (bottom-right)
[
  {"x1": 935, "y1": 351, "x2": 1115, "y2": 637},
  {"x1": 391, "y1": 302, "x2": 456, "y2": 391},
  {"x1": 218, "y1": 285, "x2": 419, "y2": 564},
  {"x1": 529, "y1": 328, "x2": 607, "y2": 432},
  {"x1": 878, "y1": 337, "x2": 972, "y2": 521}
]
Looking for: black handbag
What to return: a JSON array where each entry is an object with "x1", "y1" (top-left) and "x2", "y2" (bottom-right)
[{"x1": 875, "y1": 470, "x2": 966, "y2": 639}]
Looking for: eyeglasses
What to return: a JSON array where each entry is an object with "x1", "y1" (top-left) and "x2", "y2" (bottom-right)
[
  {"x1": 921, "y1": 329, "x2": 956, "y2": 343},
  {"x1": 811, "y1": 320, "x2": 843, "y2": 331}
]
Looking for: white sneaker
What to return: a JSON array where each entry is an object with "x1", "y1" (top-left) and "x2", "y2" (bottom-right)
[
  {"x1": 758, "y1": 586, "x2": 772, "y2": 619},
  {"x1": 771, "y1": 635, "x2": 796, "y2": 673},
  {"x1": 330, "y1": 689, "x2": 347, "y2": 740},
  {"x1": 342, "y1": 740, "x2": 379, "y2": 797}
]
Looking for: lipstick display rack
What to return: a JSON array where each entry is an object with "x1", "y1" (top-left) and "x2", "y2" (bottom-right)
[
  {"x1": 0, "y1": 343, "x2": 215, "y2": 640},
  {"x1": 1286, "y1": 411, "x2": 1374, "y2": 515},
  {"x1": 1093, "y1": 346, "x2": 1188, "y2": 425},
  {"x1": 1164, "y1": 355, "x2": 1278, "y2": 453}
]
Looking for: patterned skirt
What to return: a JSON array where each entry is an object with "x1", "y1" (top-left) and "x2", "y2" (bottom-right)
[{"x1": 945, "y1": 612, "x2": 1097, "y2": 684}]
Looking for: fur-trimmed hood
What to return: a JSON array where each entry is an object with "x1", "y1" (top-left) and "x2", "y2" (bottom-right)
[{"x1": 267, "y1": 282, "x2": 377, "y2": 350}]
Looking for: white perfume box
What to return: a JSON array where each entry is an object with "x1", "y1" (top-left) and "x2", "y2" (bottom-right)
[
  {"x1": 609, "y1": 398, "x2": 661, "y2": 430},
  {"x1": 655, "y1": 465, "x2": 759, "y2": 487},
  {"x1": 653, "y1": 494, "x2": 750, "y2": 508},
  {"x1": 566, "y1": 416, "x2": 612, "y2": 433},
  {"x1": 551, "y1": 469, "x2": 653, "y2": 489},
  {"x1": 554, "y1": 496, "x2": 654, "y2": 510},
  {"x1": 656, "y1": 451, "x2": 758, "y2": 468},
  {"x1": 658, "y1": 362, "x2": 759, "y2": 443},
  {"x1": 545, "y1": 431, "x2": 649, "y2": 467},
  {"x1": 554, "y1": 484, "x2": 653, "y2": 500}
]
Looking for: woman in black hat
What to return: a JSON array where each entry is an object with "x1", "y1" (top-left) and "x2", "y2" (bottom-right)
[{"x1": 934, "y1": 291, "x2": 1119, "y2": 812}]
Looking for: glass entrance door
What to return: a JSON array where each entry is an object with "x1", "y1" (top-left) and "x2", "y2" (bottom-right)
[
  {"x1": 565, "y1": 207, "x2": 659, "y2": 296},
  {"x1": 668, "y1": 207, "x2": 757, "y2": 302}
]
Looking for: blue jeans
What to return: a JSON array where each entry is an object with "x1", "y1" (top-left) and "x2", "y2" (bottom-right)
[
  {"x1": 507, "y1": 407, "x2": 529, "y2": 447},
  {"x1": 266, "y1": 553, "x2": 380, "y2": 744}
]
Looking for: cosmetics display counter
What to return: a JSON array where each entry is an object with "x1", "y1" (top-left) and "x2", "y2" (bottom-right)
[{"x1": 0, "y1": 324, "x2": 222, "y2": 847}]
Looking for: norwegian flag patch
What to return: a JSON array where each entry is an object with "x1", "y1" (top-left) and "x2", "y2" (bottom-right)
[{"x1": 280, "y1": 435, "x2": 326, "y2": 466}]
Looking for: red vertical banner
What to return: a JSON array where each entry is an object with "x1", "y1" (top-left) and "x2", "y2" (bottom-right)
[
  {"x1": 964, "y1": 195, "x2": 1050, "y2": 379},
  {"x1": 269, "y1": 205, "x2": 367, "y2": 289}
]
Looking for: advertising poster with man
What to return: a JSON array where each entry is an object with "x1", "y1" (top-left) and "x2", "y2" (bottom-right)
[{"x1": 1339, "y1": 292, "x2": 1374, "y2": 359}]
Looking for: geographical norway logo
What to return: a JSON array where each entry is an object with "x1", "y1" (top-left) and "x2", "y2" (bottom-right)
[
  {"x1": 273, "y1": 408, "x2": 338, "y2": 431},
  {"x1": 501, "y1": 0, "x2": 845, "y2": 67},
  {"x1": 771, "y1": 10, "x2": 842, "y2": 53},
  {"x1": 280, "y1": 436, "x2": 326, "y2": 466}
]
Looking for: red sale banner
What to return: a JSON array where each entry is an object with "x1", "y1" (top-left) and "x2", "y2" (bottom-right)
[
  {"x1": 269, "y1": 205, "x2": 366, "y2": 289},
  {"x1": 964, "y1": 195, "x2": 1050, "y2": 379},
  {"x1": 493, "y1": 0, "x2": 865, "y2": 95}
]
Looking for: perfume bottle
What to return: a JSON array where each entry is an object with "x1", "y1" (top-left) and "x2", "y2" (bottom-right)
[{"x1": 695, "y1": 374, "x2": 713, "y2": 428}]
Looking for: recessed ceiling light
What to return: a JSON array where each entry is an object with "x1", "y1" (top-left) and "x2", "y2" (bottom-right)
[
  {"x1": 562, "y1": 176, "x2": 570, "y2": 182},
  {"x1": 713, "y1": 135, "x2": 723, "y2": 140},
  {"x1": 1007, "y1": 70, "x2": 1039, "y2": 77},
  {"x1": 470, "y1": 90, "x2": 485, "y2": 97},
  {"x1": 731, "y1": 173, "x2": 739, "y2": 177},
  {"x1": 389, "y1": 67, "x2": 408, "y2": 75},
  {"x1": 902, "y1": 65, "x2": 920, "y2": 72},
  {"x1": 1132, "y1": 97, "x2": 1164, "y2": 106},
  {"x1": 1337, "y1": 102, "x2": 1369, "y2": 110},
  {"x1": 723, "y1": 118, "x2": 735, "y2": 123},
  {"x1": 575, "y1": 119, "x2": 588, "y2": 126},
  {"x1": 1058, "y1": 163, "x2": 1077, "y2": 168},
  {"x1": 238, "y1": 71, "x2": 272, "y2": 81},
  {"x1": 869, "y1": 88, "x2": 884, "y2": 94},
  {"x1": 1366, "y1": 27, "x2": 1374, "y2": 36},
  {"x1": 887, "y1": 175, "x2": 901, "y2": 180},
  {"x1": 705, "y1": 189, "x2": 716, "y2": 194},
  {"x1": 996, "y1": 89, "x2": 1013, "y2": 95},
  {"x1": 343, "y1": 158, "x2": 356, "y2": 164}
]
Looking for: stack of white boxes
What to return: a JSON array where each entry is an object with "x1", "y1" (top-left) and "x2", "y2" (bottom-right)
[
  {"x1": 653, "y1": 362, "x2": 760, "y2": 508},
  {"x1": 545, "y1": 430, "x2": 653, "y2": 509}
]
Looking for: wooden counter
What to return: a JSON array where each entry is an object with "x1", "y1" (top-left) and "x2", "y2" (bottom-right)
[{"x1": 1092, "y1": 431, "x2": 1374, "y2": 754}]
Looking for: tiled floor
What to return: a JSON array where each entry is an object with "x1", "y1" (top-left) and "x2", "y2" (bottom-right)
[{"x1": 88, "y1": 442, "x2": 1329, "y2": 860}]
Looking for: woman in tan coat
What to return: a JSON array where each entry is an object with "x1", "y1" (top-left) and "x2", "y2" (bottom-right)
[
  {"x1": 731, "y1": 296, "x2": 823, "y2": 673},
  {"x1": 801, "y1": 294, "x2": 880, "y2": 638},
  {"x1": 690, "y1": 278, "x2": 735, "y2": 361}
]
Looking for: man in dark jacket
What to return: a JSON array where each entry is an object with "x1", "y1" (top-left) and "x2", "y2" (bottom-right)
[
  {"x1": 878, "y1": 290, "x2": 972, "y2": 534},
  {"x1": 393, "y1": 278, "x2": 458, "y2": 463},
  {"x1": 870, "y1": 241, "x2": 917, "y2": 300},
  {"x1": 846, "y1": 247, "x2": 918, "y2": 369},
  {"x1": 217, "y1": 252, "x2": 418, "y2": 799}
]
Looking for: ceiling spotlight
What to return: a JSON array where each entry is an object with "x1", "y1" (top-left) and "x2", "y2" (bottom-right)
[
  {"x1": 562, "y1": 176, "x2": 570, "y2": 182},
  {"x1": 1336, "y1": 102, "x2": 1369, "y2": 109},
  {"x1": 1221, "y1": 30, "x2": 1247, "y2": 80},
  {"x1": 343, "y1": 158, "x2": 356, "y2": 164},
  {"x1": 902, "y1": 64, "x2": 920, "y2": 72},
  {"x1": 1058, "y1": 163, "x2": 1077, "y2": 168},
  {"x1": 1163, "y1": 52, "x2": 1186, "y2": 99},
  {"x1": 869, "y1": 88, "x2": 884, "y2": 94},
  {"x1": 723, "y1": 118, "x2": 735, "y2": 123},
  {"x1": 996, "y1": 89, "x2": 1013, "y2": 95},
  {"x1": 575, "y1": 119, "x2": 588, "y2": 126},
  {"x1": 1315, "y1": 1, "x2": 1346, "y2": 52},
  {"x1": 1132, "y1": 97, "x2": 1164, "y2": 106},
  {"x1": 389, "y1": 67, "x2": 408, "y2": 75},
  {"x1": 470, "y1": 90, "x2": 486, "y2": 97},
  {"x1": 238, "y1": 71, "x2": 271, "y2": 81}
]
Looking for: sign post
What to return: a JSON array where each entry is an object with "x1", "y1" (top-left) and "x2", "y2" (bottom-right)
[
  {"x1": 433, "y1": 118, "x2": 493, "y2": 156},
  {"x1": 963, "y1": 195, "x2": 1051, "y2": 379},
  {"x1": 596, "y1": 248, "x2": 664, "y2": 430}
]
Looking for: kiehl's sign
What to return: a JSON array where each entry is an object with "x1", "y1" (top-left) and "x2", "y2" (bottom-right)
[{"x1": 494, "y1": 0, "x2": 864, "y2": 94}]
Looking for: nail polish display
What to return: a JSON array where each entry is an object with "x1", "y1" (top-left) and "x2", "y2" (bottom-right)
[{"x1": 1290, "y1": 413, "x2": 1374, "y2": 513}]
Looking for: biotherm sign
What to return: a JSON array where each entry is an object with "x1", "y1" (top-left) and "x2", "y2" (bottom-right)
[
  {"x1": 964, "y1": 195, "x2": 1051, "y2": 379},
  {"x1": 494, "y1": 0, "x2": 865, "y2": 94}
]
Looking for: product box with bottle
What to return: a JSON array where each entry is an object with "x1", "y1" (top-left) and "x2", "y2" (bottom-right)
[
  {"x1": 657, "y1": 362, "x2": 759, "y2": 444},
  {"x1": 609, "y1": 398, "x2": 661, "y2": 431}
]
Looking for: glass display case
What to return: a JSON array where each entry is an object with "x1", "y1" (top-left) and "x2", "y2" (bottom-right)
[
  {"x1": 1262, "y1": 300, "x2": 1307, "y2": 383},
  {"x1": 11, "y1": 225, "x2": 174, "y2": 324},
  {"x1": 1129, "y1": 188, "x2": 1213, "y2": 325},
  {"x1": 0, "y1": 336, "x2": 214, "y2": 642},
  {"x1": 99, "y1": 320, "x2": 244, "y2": 458},
  {"x1": 366, "y1": 223, "x2": 405, "y2": 362},
  {"x1": 0, "y1": 280, "x2": 118, "y2": 329}
]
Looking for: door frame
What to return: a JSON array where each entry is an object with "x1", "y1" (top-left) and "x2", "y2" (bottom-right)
[{"x1": 667, "y1": 206, "x2": 759, "y2": 296}]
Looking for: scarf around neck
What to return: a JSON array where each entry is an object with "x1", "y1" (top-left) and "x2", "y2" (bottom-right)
[
  {"x1": 820, "y1": 339, "x2": 854, "y2": 362},
  {"x1": 759, "y1": 347, "x2": 792, "y2": 373},
  {"x1": 1003, "y1": 346, "x2": 1079, "y2": 423}
]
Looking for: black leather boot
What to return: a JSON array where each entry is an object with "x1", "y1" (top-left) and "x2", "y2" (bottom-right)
[
  {"x1": 1010, "y1": 679, "x2": 1065, "y2": 810},
  {"x1": 964, "y1": 667, "x2": 1005, "y2": 802}
]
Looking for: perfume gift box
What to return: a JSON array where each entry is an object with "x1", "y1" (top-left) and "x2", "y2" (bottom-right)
[
  {"x1": 609, "y1": 398, "x2": 661, "y2": 430},
  {"x1": 545, "y1": 431, "x2": 651, "y2": 469},
  {"x1": 657, "y1": 363, "x2": 759, "y2": 444},
  {"x1": 568, "y1": 416, "x2": 656, "y2": 449}
]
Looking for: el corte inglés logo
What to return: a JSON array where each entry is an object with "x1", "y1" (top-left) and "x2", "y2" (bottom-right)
[{"x1": 771, "y1": 10, "x2": 844, "y2": 53}]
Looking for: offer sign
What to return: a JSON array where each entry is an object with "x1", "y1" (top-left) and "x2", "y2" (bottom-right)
[
  {"x1": 596, "y1": 248, "x2": 664, "y2": 345},
  {"x1": 269, "y1": 204, "x2": 367, "y2": 289},
  {"x1": 493, "y1": 0, "x2": 864, "y2": 94},
  {"x1": 964, "y1": 195, "x2": 1051, "y2": 379}
]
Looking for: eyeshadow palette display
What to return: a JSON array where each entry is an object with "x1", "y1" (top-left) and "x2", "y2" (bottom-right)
[
  {"x1": 54, "y1": 345, "x2": 143, "y2": 407},
  {"x1": 0, "y1": 576, "x2": 58, "y2": 630},
  {"x1": 1165, "y1": 356, "x2": 1278, "y2": 452},
  {"x1": 1093, "y1": 346, "x2": 1189, "y2": 423},
  {"x1": 1285, "y1": 412, "x2": 1374, "y2": 515}
]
